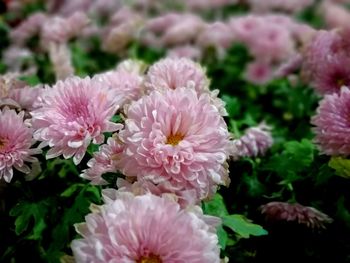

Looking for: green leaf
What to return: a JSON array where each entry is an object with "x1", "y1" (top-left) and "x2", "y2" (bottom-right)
[
  {"x1": 202, "y1": 193, "x2": 229, "y2": 218},
  {"x1": 222, "y1": 214, "x2": 268, "y2": 239},
  {"x1": 19, "y1": 75, "x2": 41, "y2": 86},
  {"x1": 10, "y1": 200, "x2": 49, "y2": 240},
  {"x1": 264, "y1": 139, "x2": 315, "y2": 183},
  {"x1": 329, "y1": 157, "x2": 350, "y2": 178},
  {"x1": 60, "y1": 184, "x2": 84, "y2": 197},
  {"x1": 217, "y1": 225, "x2": 228, "y2": 250},
  {"x1": 222, "y1": 95, "x2": 241, "y2": 118}
]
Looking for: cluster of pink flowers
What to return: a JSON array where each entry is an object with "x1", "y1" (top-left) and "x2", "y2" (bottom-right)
[{"x1": 81, "y1": 58, "x2": 230, "y2": 203}]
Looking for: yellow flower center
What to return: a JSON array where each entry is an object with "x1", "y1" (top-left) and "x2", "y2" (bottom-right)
[
  {"x1": 337, "y1": 78, "x2": 346, "y2": 87},
  {"x1": 137, "y1": 254, "x2": 162, "y2": 263},
  {"x1": 166, "y1": 133, "x2": 184, "y2": 146},
  {"x1": 0, "y1": 137, "x2": 8, "y2": 150}
]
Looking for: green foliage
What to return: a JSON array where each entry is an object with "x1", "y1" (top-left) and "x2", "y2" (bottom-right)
[
  {"x1": 329, "y1": 157, "x2": 350, "y2": 179},
  {"x1": 203, "y1": 194, "x2": 267, "y2": 250},
  {"x1": 264, "y1": 139, "x2": 315, "y2": 183},
  {"x1": 222, "y1": 215, "x2": 268, "y2": 239},
  {"x1": 10, "y1": 199, "x2": 49, "y2": 239}
]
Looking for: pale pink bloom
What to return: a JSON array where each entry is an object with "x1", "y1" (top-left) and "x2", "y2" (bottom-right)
[
  {"x1": 167, "y1": 45, "x2": 202, "y2": 61},
  {"x1": 102, "y1": 7, "x2": 143, "y2": 54},
  {"x1": 244, "y1": 61, "x2": 273, "y2": 85},
  {"x1": 10, "y1": 12, "x2": 47, "y2": 45},
  {"x1": 8, "y1": 85, "x2": 44, "y2": 111},
  {"x1": 161, "y1": 14, "x2": 205, "y2": 46},
  {"x1": 119, "y1": 88, "x2": 230, "y2": 199},
  {"x1": 0, "y1": 108, "x2": 41, "y2": 183},
  {"x1": 184, "y1": 0, "x2": 236, "y2": 10},
  {"x1": 2, "y1": 46, "x2": 35, "y2": 73},
  {"x1": 116, "y1": 178, "x2": 198, "y2": 208},
  {"x1": 145, "y1": 13, "x2": 181, "y2": 33},
  {"x1": 230, "y1": 123, "x2": 273, "y2": 160},
  {"x1": 274, "y1": 53, "x2": 303, "y2": 78},
  {"x1": 71, "y1": 191, "x2": 220, "y2": 263},
  {"x1": 81, "y1": 136, "x2": 124, "y2": 185},
  {"x1": 145, "y1": 57, "x2": 209, "y2": 93},
  {"x1": 41, "y1": 12, "x2": 90, "y2": 44},
  {"x1": 320, "y1": 1, "x2": 350, "y2": 29},
  {"x1": 196, "y1": 22, "x2": 235, "y2": 52},
  {"x1": 230, "y1": 15, "x2": 295, "y2": 63},
  {"x1": 261, "y1": 201, "x2": 332, "y2": 229},
  {"x1": 31, "y1": 77, "x2": 122, "y2": 164},
  {"x1": 47, "y1": 42, "x2": 74, "y2": 80},
  {"x1": 94, "y1": 68, "x2": 144, "y2": 108},
  {"x1": 311, "y1": 86, "x2": 350, "y2": 156},
  {"x1": 46, "y1": 0, "x2": 92, "y2": 16}
]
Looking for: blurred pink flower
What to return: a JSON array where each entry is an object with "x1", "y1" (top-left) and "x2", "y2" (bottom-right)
[
  {"x1": 244, "y1": 61, "x2": 273, "y2": 85},
  {"x1": 167, "y1": 45, "x2": 202, "y2": 61},
  {"x1": 94, "y1": 68, "x2": 144, "y2": 109},
  {"x1": 145, "y1": 57, "x2": 209, "y2": 93},
  {"x1": 31, "y1": 77, "x2": 122, "y2": 164},
  {"x1": 41, "y1": 12, "x2": 90, "y2": 44},
  {"x1": 320, "y1": 1, "x2": 350, "y2": 29},
  {"x1": 230, "y1": 123, "x2": 273, "y2": 160},
  {"x1": 302, "y1": 30, "x2": 350, "y2": 94},
  {"x1": 0, "y1": 108, "x2": 41, "y2": 183},
  {"x1": 10, "y1": 12, "x2": 47, "y2": 45},
  {"x1": 81, "y1": 136, "x2": 124, "y2": 185},
  {"x1": 196, "y1": 22, "x2": 235, "y2": 54},
  {"x1": 261, "y1": 201, "x2": 333, "y2": 229},
  {"x1": 119, "y1": 88, "x2": 230, "y2": 199},
  {"x1": 47, "y1": 43, "x2": 75, "y2": 80},
  {"x1": 72, "y1": 191, "x2": 220, "y2": 262},
  {"x1": 8, "y1": 85, "x2": 44, "y2": 111},
  {"x1": 311, "y1": 86, "x2": 350, "y2": 156}
]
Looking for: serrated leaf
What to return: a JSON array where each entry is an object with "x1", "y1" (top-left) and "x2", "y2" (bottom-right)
[
  {"x1": 202, "y1": 193, "x2": 229, "y2": 218},
  {"x1": 10, "y1": 200, "x2": 48, "y2": 239},
  {"x1": 329, "y1": 157, "x2": 350, "y2": 178},
  {"x1": 222, "y1": 214, "x2": 268, "y2": 239}
]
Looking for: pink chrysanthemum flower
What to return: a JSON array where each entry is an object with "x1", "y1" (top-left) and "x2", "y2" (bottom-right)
[
  {"x1": 311, "y1": 86, "x2": 350, "y2": 156},
  {"x1": 94, "y1": 68, "x2": 144, "y2": 108},
  {"x1": 261, "y1": 201, "x2": 333, "y2": 229},
  {"x1": 230, "y1": 123, "x2": 273, "y2": 160},
  {"x1": 145, "y1": 57, "x2": 209, "y2": 93},
  {"x1": 115, "y1": 178, "x2": 198, "y2": 208},
  {"x1": 145, "y1": 58, "x2": 227, "y2": 116},
  {"x1": 119, "y1": 88, "x2": 230, "y2": 199},
  {"x1": 31, "y1": 77, "x2": 122, "y2": 164},
  {"x1": 81, "y1": 136, "x2": 124, "y2": 185},
  {"x1": 0, "y1": 108, "x2": 41, "y2": 183},
  {"x1": 71, "y1": 191, "x2": 221, "y2": 263},
  {"x1": 244, "y1": 61, "x2": 273, "y2": 85}
]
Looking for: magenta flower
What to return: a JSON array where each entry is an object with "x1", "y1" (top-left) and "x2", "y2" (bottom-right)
[
  {"x1": 311, "y1": 86, "x2": 350, "y2": 156},
  {"x1": 145, "y1": 57, "x2": 209, "y2": 93},
  {"x1": 31, "y1": 77, "x2": 122, "y2": 164},
  {"x1": 71, "y1": 191, "x2": 220, "y2": 263},
  {"x1": 81, "y1": 136, "x2": 124, "y2": 185},
  {"x1": 261, "y1": 201, "x2": 333, "y2": 229},
  {"x1": 0, "y1": 108, "x2": 41, "y2": 183},
  {"x1": 119, "y1": 88, "x2": 230, "y2": 199}
]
